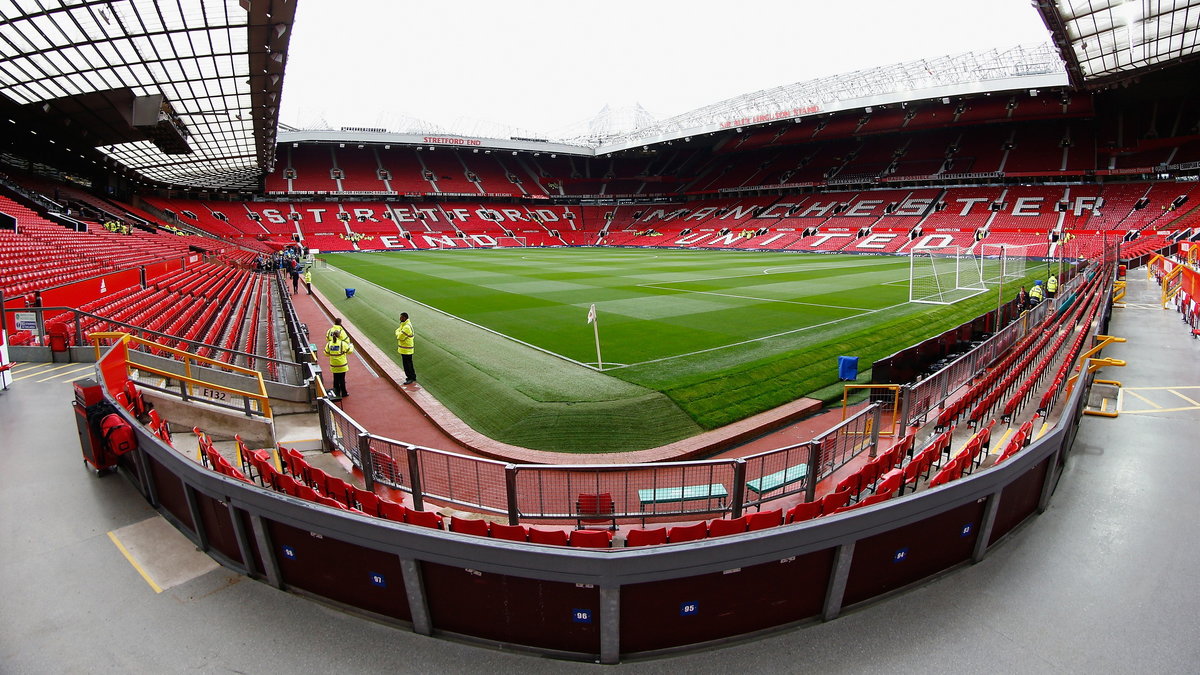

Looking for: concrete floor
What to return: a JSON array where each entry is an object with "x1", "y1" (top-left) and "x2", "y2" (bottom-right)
[{"x1": 2, "y1": 271, "x2": 1198, "y2": 673}]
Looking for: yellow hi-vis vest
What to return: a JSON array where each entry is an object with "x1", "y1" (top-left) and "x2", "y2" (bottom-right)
[
  {"x1": 1046, "y1": 275, "x2": 1058, "y2": 293},
  {"x1": 324, "y1": 338, "x2": 352, "y2": 373},
  {"x1": 395, "y1": 320, "x2": 414, "y2": 355},
  {"x1": 1030, "y1": 284, "x2": 1045, "y2": 302}
]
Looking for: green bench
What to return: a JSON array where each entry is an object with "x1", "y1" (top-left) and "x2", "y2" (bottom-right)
[
  {"x1": 745, "y1": 463, "x2": 808, "y2": 496},
  {"x1": 638, "y1": 484, "x2": 729, "y2": 509}
]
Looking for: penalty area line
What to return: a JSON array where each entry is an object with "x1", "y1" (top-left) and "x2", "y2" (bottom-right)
[{"x1": 604, "y1": 304, "x2": 892, "y2": 371}]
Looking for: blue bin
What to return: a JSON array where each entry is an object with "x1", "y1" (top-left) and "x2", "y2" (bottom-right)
[
  {"x1": 345, "y1": 288, "x2": 356, "y2": 299},
  {"x1": 838, "y1": 356, "x2": 859, "y2": 381}
]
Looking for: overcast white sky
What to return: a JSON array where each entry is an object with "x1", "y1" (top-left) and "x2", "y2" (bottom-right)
[{"x1": 279, "y1": 0, "x2": 1054, "y2": 137}]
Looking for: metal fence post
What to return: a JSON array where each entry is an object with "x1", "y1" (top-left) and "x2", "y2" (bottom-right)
[
  {"x1": 805, "y1": 441, "x2": 821, "y2": 503},
  {"x1": 504, "y1": 464, "x2": 520, "y2": 525},
  {"x1": 358, "y1": 432, "x2": 374, "y2": 491},
  {"x1": 317, "y1": 399, "x2": 332, "y2": 453},
  {"x1": 897, "y1": 384, "x2": 912, "y2": 434},
  {"x1": 730, "y1": 459, "x2": 746, "y2": 518},
  {"x1": 869, "y1": 403, "x2": 882, "y2": 457},
  {"x1": 406, "y1": 445, "x2": 424, "y2": 511}
]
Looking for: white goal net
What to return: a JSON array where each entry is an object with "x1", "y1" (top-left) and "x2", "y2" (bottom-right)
[
  {"x1": 909, "y1": 246, "x2": 988, "y2": 304},
  {"x1": 978, "y1": 243, "x2": 1031, "y2": 284}
]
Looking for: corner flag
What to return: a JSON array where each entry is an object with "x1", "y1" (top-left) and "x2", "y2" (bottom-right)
[{"x1": 586, "y1": 304, "x2": 602, "y2": 370}]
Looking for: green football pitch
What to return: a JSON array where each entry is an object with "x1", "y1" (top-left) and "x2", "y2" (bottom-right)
[{"x1": 313, "y1": 248, "x2": 1028, "y2": 453}]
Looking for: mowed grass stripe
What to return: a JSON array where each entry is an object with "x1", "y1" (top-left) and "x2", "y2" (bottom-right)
[
  {"x1": 321, "y1": 248, "x2": 1044, "y2": 445},
  {"x1": 329, "y1": 250, "x2": 908, "y2": 365}
]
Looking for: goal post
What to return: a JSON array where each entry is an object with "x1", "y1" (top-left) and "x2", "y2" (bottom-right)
[
  {"x1": 493, "y1": 236, "x2": 527, "y2": 248},
  {"x1": 909, "y1": 245, "x2": 987, "y2": 305},
  {"x1": 979, "y1": 243, "x2": 1031, "y2": 283}
]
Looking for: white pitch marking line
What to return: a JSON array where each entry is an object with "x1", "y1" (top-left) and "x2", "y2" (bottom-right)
[
  {"x1": 605, "y1": 305, "x2": 893, "y2": 371},
  {"x1": 327, "y1": 253, "x2": 908, "y2": 373},
  {"x1": 637, "y1": 284, "x2": 876, "y2": 312}
]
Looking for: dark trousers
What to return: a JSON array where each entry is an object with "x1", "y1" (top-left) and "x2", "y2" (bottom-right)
[
  {"x1": 291, "y1": 277, "x2": 299, "y2": 293},
  {"x1": 401, "y1": 354, "x2": 416, "y2": 382},
  {"x1": 305, "y1": 282, "x2": 312, "y2": 295},
  {"x1": 332, "y1": 371, "x2": 348, "y2": 397}
]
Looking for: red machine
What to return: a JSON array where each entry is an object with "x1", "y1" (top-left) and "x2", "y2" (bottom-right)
[{"x1": 74, "y1": 378, "x2": 135, "y2": 473}]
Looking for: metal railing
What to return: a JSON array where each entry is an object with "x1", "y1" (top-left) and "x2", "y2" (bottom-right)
[
  {"x1": 315, "y1": 398, "x2": 882, "y2": 525},
  {"x1": 89, "y1": 331, "x2": 272, "y2": 419},
  {"x1": 6, "y1": 305, "x2": 309, "y2": 385}
]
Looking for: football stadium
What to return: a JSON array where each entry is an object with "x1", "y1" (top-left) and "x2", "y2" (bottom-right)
[{"x1": 2, "y1": 0, "x2": 1200, "y2": 668}]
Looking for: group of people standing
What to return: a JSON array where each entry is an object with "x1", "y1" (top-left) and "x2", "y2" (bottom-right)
[
  {"x1": 322, "y1": 312, "x2": 417, "y2": 400},
  {"x1": 1016, "y1": 273, "x2": 1059, "y2": 312}
]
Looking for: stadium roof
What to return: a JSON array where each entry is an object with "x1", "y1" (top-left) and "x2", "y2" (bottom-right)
[
  {"x1": 279, "y1": 44, "x2": 1072, "y2": 155},
  {"x1": 1035, "y1": 0, "x2": 1200, "y2": 87},
  {"x1": 597, "y1": 44, "x2": 1068, "y2": 150},
  {"x1": 0, "y1": 0, "x2": 294, "y2": 190}
]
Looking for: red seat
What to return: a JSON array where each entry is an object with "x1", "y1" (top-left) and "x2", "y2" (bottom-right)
[
  {"x1": 707, "y1": 516, "x2": 748, "y2": 537},
  {"x1": 666, "y1": 521, "x2": 707, "y2": 543},
  {"x1": 352, "y1": 488, "x2": 380, "y2": 516},
  {"x1": 928, "y1": 458, "x2": 961, "y2": 488},
  {"x1": 820, "y1": 489, "x2": 852, "y2": 514},
  {"x1": 786, "y1": 501, "x2": 822, "y2": 523},
  {"x1": 281, "y1": 447, "x2": 309, "y2": 483},
  {"x1": 746, "y1": 508, "x2": 783, "y2": 531},
  {"x1": 569, "y1": 529, "x2": 613, "y2": 548},
  {"x1": 449, "y1": 516, "x2": 490, "y2": 536},
  {"x1": 875, "y1": 468, "x2": 903, "y2": 497},
  {"x1": 295, "y1": 484, "x2": 320, "y2": 502},
  {"x1": 306, "y1": 466, "x2": 330, "y2": 491},
  {"x1": 489, "y1": 523, "x2": 529, "y2": 542},
  {"x1": 624, "y1": 527, "x2": 668, "y2": 547},
  {"x1": 324, "y1": 476, "x2": 354, "y2": 506},
  {"x1": 313, "y1": 493, "x2": 345, "y2": 509},
  {"x1": 528, "y1": 527, "x2": 569, "y2": 546},
  {"x1": 378, "y1": 499, "x2": 407, "y2": 522},
  {"x1": 575, "y1": 492, "x2": 617, "y2": 530},
  {"x1": 405, "y1": 510, "x2": 444, "y2": 530}
]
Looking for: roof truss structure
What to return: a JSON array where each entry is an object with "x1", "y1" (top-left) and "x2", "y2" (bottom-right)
[
  {"x1": 0, "y1": 0, "x2": 295, "y2": 190},
  {"x1": 1035, "y1": 0, "x2": 1200, "y2": 88}
]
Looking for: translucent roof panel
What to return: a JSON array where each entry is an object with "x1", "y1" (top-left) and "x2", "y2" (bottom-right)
[
  {"x1": 1039, "y1": 0, "x2": 1200, "y2": 85},
  {"x1": 0, "y1": 0, "x2": 289, "y2": 190}
]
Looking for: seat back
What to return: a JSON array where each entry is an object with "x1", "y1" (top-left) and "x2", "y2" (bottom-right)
[
  {"x1": 378, "y1": 499, "x2": 407, "y2": 522},
  {"x1": 528, "y1": 527, "x2": 569, "y2": 546},
  {"x1": 786, "y1": 501, "x2": 822, "y2": 523},
  {"x1": 666, "y1": 521, "x2": 707, "y2": 543},
  {"x1": 352, "y1": 489, "x2": 380, "y2": 516},
  {"x1": 820, "y1": 489, "x2": 851, "y2": 514},
  {"x1": 569, "y1": 530, "x2": 612, "y2": 548},
  {"x1": 405, "y1": 510, "x2": 444, "y2": 530},
  {"x1": 625, "y1": 527, "x2": 668, "y2": 547},
  {"x1": 746, "y1": 508, "x2": 783, "y2": 531},
  {"x1": 575, "y1": 492, "x2": 616, "y2": 529},
  {"x1": 707, "y1": 516, "x2": 748, "y2": 537},
  {"x1": 449, "y1": 516, "x2": 490, "y2": 536},
  {"x1": 489, "y1": 523, "x2": 529, "y2": 542}
]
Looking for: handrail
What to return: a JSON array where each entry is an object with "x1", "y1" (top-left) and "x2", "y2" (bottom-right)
[{"x1": 88, "y1": 331, "x2": 273, "y2": 419}]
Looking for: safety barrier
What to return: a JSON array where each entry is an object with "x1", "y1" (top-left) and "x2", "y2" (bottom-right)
[{"x1": 321, "y1": 397, "x2": 880, "y2": 524}]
